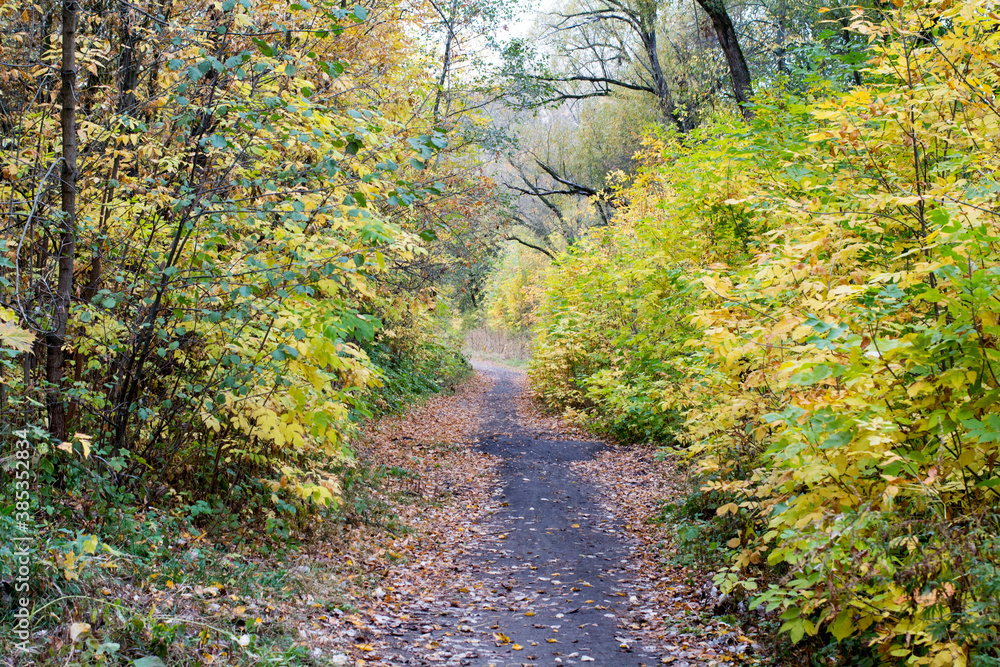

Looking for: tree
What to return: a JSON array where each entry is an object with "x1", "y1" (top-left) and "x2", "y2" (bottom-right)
[
  {"x1": 0, "y1": 0, "x2": 489, "y2": 502},
  {"x1": 488, "y1": 98, "x2": 647, "y2": 257},
  {"x1": 45, "y1": 0, "x2": 79, "y2": 441},
  {"x1": 541, "y1": 0, "x2": 696, "y2": 130},
  {"x1": 507, "y1": 0, "x2": 754, "y2": 128},
  {"x1": 412, "y1": 0, "x2": 520, "y2": 124}
]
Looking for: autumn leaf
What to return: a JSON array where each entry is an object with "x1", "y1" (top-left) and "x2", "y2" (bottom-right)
[
  {"x1": 70, "y1": 622, "x2": 91, "y2": 642},
  {"x1": 0, "y1": 321, "x2": 33, "y2": 353}
]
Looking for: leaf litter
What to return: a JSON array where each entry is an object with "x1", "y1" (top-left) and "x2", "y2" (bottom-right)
[
  {"x1": 571, "y1": 446, "x2": 769, "y2": 665},
  {"x1": 133, "y1": 373, "x2": 503, "y2": 667},
  {"x1": 205, "y1": 368, "x2": 768, "y2": 666}
]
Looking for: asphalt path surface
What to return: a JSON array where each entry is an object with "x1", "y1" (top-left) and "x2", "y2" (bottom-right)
[{"x1": 384, "y1": 362, "x2": 654, "y2": 666}]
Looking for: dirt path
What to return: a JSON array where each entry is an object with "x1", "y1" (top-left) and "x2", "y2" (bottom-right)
[{"x1": 357, "y1": 363, "x2": 761, "y2": 666}]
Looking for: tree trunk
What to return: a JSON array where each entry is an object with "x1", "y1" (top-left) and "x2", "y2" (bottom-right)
[
  {"x1": 634, "y1": 3, "x2": 685, "y2": 131},
  {"x1": 643, "y1": 28, "x2": 685, "y2": 131},
  {"x1": 432, "y1": 0, "x2": 458, "y2": 122},
  {"x1": 433, "y1": 24, "x2": 453, "y2": 121},
  {"x1": 775, "y1": 0, "x2": 788, "y2": 74},
  {"x1": 841, "y1": 16, "x2": 863, "y2": 87},
  {"x1": 696, "y1": 0, "x2": 753, "y2": 118},
  {"x1": 47, "y1": 0, "x2": 78, "y2": 442}
]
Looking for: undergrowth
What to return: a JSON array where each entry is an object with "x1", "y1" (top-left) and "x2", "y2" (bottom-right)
[{"x1": 1, "y1": 334, "x2": 470, "y2": 665}]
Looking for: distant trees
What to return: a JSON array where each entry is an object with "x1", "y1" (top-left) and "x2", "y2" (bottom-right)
[
  {"x1": 486, "y1": 97, "x2": 654, "y2": 259},
  {"x1": 487, "y1": 0, "x2": 882, "y2": 270},
  {"x1": 487, "y1": 0, "x2": 756, "y2": 263},
  {"x1": 421, "y1": 0, "x2": 518, "y2": 122},
  {"x1": 504, "y1": 0, "x2": 753, "y2": 129}
]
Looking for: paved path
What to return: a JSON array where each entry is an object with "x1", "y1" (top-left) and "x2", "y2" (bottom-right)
[
  {"x1": 464, "y1": 362, "x2": 641, "y2": 665},
  {"x1": 382, "y1": 362, "x2": 655, "y2": 666}
]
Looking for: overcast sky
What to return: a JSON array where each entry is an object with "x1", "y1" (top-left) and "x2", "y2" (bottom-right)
[{"x1": 505, "y1": 0, "x2": 559, "y2": 41}]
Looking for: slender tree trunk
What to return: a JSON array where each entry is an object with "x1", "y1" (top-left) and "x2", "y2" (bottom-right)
[
  {"x1": 431, "y1": 0, "x2": 458, "y2": 122},
  {"x1": 433, "y1": 28, "x2": 453, "y2": 121},
  {"x1": 117, "y1": 8, "x2": 142, "y2": 116},
  {"x1": 776, "y1": 0, "x2": 788, "y2": 74},
  {"x1": 696, "y1": 0, "x2": 753, "y2": 118},
  {"x1": 47, "y1": 0, "x2": 78, "y2": 441},
  {"x1": 634, "y1": 3, "x2": 685, "y2": 131},
  {"x1": 841, "y1": 17, "x2": 863, "y2": 87},
  {"x1": 643, "y1": 28, "x2": 685, "y2": 132}
]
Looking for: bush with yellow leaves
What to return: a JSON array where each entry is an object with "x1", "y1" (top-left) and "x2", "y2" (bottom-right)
[{"x1": 531, "y1": 0, "x2": 1000, "y2": 662}]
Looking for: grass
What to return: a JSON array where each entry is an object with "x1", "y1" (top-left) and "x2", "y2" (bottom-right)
[{"x1": 0, "y1": 457, "x2": 422, "y2": 667}]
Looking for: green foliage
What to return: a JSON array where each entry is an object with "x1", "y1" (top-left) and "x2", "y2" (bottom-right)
[
  {"x1": 527, "y1": 184, "x2": 728, "y2": 440},
  {"x1": 366, "y1": 335, "x2": 473, "y2": 417},
  {"x1": 482, "y1": 244, "x2": 549, "y2": 333}
]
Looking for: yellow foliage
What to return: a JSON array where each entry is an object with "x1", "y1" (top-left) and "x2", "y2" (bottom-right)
[{"x1": 0, "y1": 0, "x2": 476, "y2": 520}]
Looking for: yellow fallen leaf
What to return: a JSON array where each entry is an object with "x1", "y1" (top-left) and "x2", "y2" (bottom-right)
[
  {"x1": 525, "y1": 611, "x2": 535, "y2": 616},
  {"x1": 512, "y1": 644, "x2": 523, "y2": 650},
  {"x1": 571, "y1": 524, "x2": 580, "y2": 528},
  {"x1": 70, "y1": 622, "x2": 91, "y2": 641},
  {"x1": 356, "y1": 643, "x2": 374, "y2": 651},
  {"x1": 75, "y1": 433, "x2": 92, "y2": 459}
]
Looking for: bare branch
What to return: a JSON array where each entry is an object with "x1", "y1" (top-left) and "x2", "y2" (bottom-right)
[
  {"x1": 535, "y1": 161, "x2": 599, "y2": 197},
  {"x1": 505, "y1": 235, "x2": 555, "y2": 259}
]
